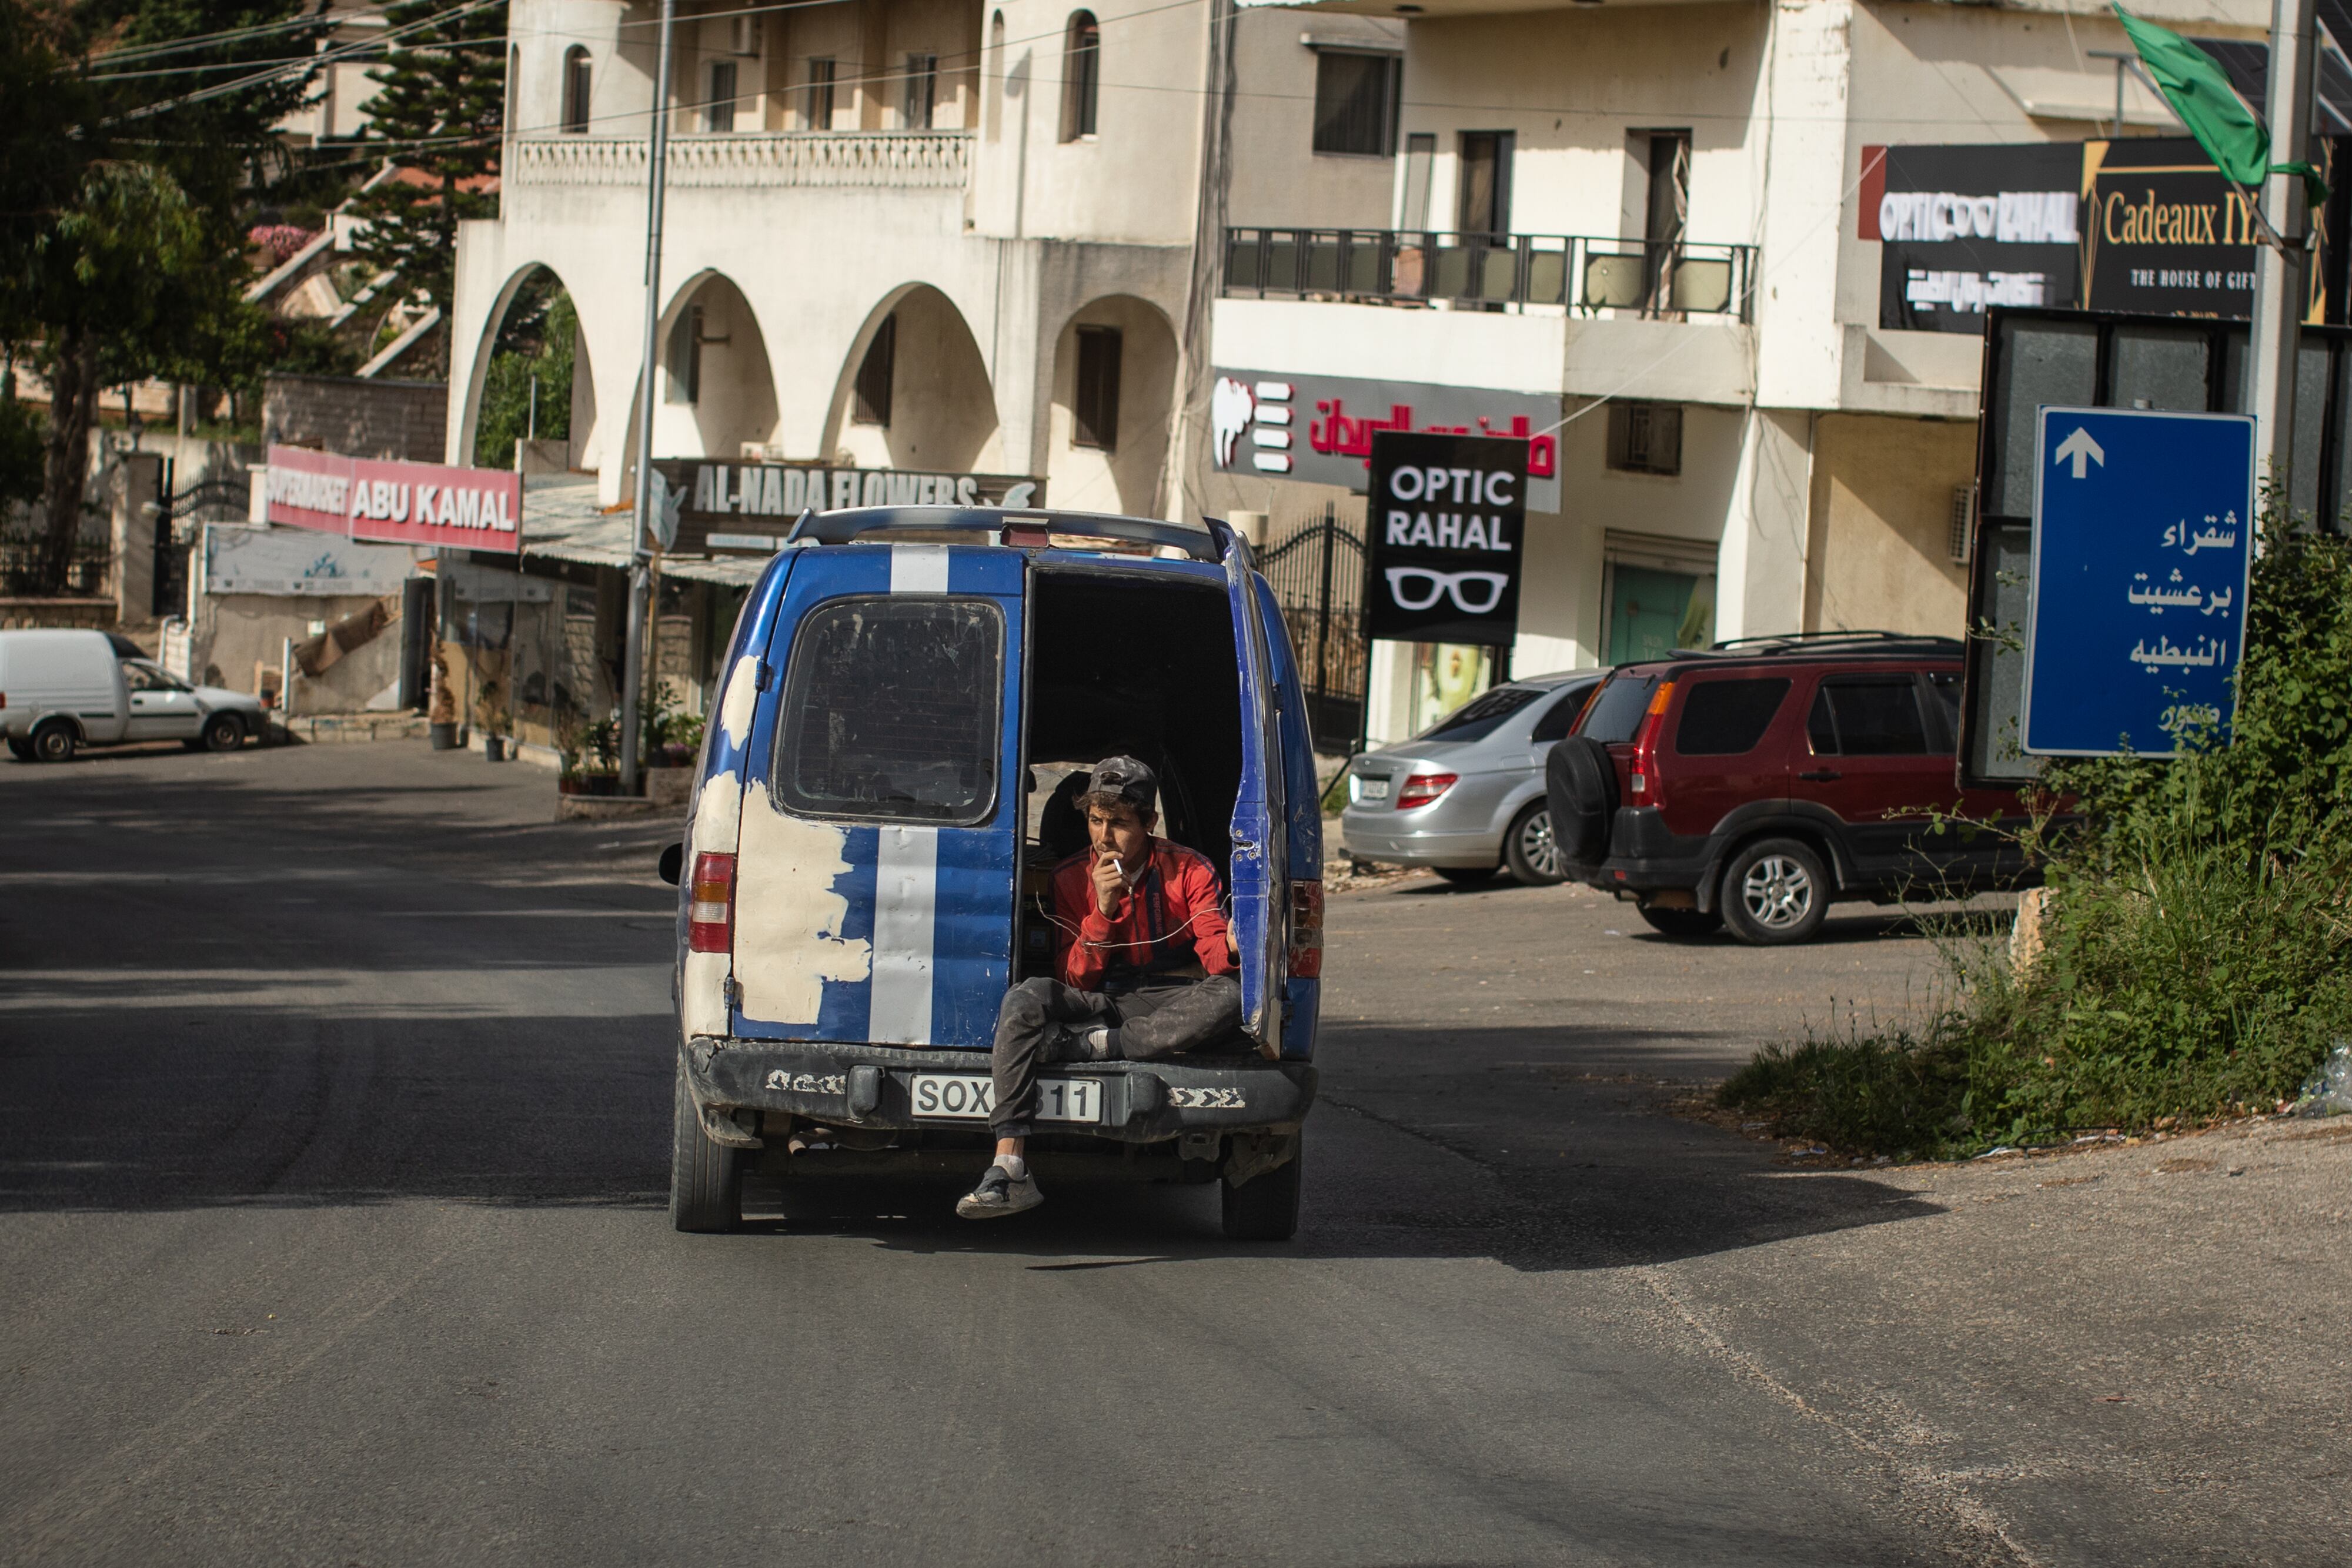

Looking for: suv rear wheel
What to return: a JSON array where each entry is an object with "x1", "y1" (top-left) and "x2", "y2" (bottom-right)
[
  {"x1": 1721, "y1": 838, "x2": 1830, "y2": 945},
  {"x1": 669, "y1": 1058, "x2": 743, "y2": 1233},
  {"x1": 1504, "y1": 801, "x2": 1565, "y2": 885},
  {"x1": 1221, "y1": 1146, "x2": 1302, "y2": 1241}
]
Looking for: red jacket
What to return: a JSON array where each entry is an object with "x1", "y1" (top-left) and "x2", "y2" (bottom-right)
[{"x1": 1053, "y1": 839, "x2": 1236, "y2": 991}]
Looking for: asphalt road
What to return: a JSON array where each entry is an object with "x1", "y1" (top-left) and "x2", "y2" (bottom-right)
[{"x1": 4, "y1": 741, "x2": 2346, "y2": 1567}]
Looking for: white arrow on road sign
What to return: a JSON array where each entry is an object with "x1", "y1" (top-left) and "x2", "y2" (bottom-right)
[{"x1": 2053, "y1": 426, "x2": 2106, "y2": 480}]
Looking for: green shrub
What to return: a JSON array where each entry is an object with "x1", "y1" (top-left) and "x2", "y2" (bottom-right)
[{"x1": 1722, "y1": 525, "x2": 2352, "y2": 1156}]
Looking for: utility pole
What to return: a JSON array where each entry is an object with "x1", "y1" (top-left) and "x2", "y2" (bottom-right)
[
  {"x1": 2250, "y1": 0, "x2": 2318, "y2": 505},
  {"x1": 620, "y1": 0, "x2": 679, "y2": 796}
]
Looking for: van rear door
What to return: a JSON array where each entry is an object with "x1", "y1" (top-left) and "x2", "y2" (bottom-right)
[
  {"x1": 1221, "y1": 529, "x2": 1287, "y2": 1056},
  {"x1": 729, "y1": 544, "x2": 1024, "y2": 1049}
]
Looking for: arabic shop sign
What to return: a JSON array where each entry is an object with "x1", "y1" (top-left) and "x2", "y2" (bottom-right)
[
  {"x1": 1860, "y1": 137, "x2": 2343, "y2": 331},
  {"x1": 263, "y1": 444, "x2": 523, "y2": 553},
  {"x1": 2022, "y1": 406, "x2": 2253, "y2": 757},
  {"x1": 1363, "y1": 430, "x2": 1527, "y2": 646},
  {"x1": 1210, "y1": 370, "x2": 1561, "y2": 512},
  {"x1": 648, "y1": 460, "x2": 1041, "y2": 553}
]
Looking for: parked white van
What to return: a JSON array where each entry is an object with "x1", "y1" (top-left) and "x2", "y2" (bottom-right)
[{"x1": 0, "y1": 629, "x2": 265, "y2": 762}]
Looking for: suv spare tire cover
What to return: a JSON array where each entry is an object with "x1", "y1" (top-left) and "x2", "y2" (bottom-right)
[{"x1": 1546, "y1": 736, "x2": 1618, "y2": 866}]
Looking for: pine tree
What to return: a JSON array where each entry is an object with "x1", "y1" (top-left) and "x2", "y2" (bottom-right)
[{"x1": 350, "y1": 0, "x2": 507, "y2": 366}]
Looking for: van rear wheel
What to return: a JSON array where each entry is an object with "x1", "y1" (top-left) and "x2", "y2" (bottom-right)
[
  {"x1": 1221, "y1": 1147, "x2": 1302, "y2": 1241},
  {"x1": 670, "y1": 1058, "x2": 743, "y2": 1233},
  {"x1": 30, "y1": 720, "x2": 76, "y2": 763}
]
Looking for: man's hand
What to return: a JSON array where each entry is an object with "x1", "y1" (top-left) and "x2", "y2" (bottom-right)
[{"x1": 1091, "y1": 851, "x2": 1128, "y2": 917}]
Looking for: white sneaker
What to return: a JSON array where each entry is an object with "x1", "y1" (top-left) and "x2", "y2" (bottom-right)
[{"x1": 956, "y1": 1163, "x2": 1043, "y2": 1219}]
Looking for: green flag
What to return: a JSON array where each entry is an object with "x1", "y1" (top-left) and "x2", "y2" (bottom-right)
[{"x1": 2114, "y1": 6, "x2": 2274, "y2": 183}]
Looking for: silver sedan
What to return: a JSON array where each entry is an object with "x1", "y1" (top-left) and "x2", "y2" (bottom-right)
[{"x1": 1338, "y1": 671, "x2": 1604, "y2": 885}]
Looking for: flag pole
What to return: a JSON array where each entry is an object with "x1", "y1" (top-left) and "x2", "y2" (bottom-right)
[
  {"x1": 2249, "y1": 0, "x2": 2318, "y2": 513},
  {"x1": 620, "y1": 0, "x2": 678, "y2": 796}
]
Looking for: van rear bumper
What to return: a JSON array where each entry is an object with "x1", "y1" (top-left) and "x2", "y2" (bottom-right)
[{"x1": 683, "y1": 1035, "x2": 1317, "y2": 1142}]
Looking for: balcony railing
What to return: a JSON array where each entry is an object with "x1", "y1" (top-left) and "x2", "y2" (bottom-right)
[
  {"x1": 511, "y1": 131, "x2": 973, "y2": 191},
  {"x1": 1222, "y1": 228, "x2": 1755, "y2": 321}
]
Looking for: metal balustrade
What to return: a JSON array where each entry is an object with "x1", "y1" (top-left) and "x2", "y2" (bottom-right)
[
  {"x1": 511, "y1": 131, "x2": 973, "y2": 190},
  {"x1": 1221, "y1": 228, "x2": 1756, "y2": 320}
]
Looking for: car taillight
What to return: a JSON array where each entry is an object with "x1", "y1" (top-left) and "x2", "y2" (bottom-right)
[
  {"x1": 1288, "y1": 880, "x2": 1324, "y2": 979},
  {"x1": 1627, "y1": 680, "x2": 1675, "y2": 806},
  {"x1": 687, "y1": 851, "x2": 736, "y2": 953},
  {"x1": 1396, "y1": 771, "x2": 1458, "y2": 809}
]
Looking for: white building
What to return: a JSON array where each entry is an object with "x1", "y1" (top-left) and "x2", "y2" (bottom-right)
[{"x1": 446, "y1": 0, "x2": 2270, "y2": 743}]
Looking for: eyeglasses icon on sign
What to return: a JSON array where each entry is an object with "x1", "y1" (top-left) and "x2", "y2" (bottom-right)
[{"x1": 1384, "y1": 567, "x2": 1510, "y2": 614}]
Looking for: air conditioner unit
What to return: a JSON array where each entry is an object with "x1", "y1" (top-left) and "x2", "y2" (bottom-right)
[{"x1": 730, "y1": 15, "x2": 759, "y2": 56}]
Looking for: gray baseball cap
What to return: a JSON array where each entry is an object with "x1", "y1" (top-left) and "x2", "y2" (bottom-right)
[{"x1": 1085, "y1": 755, "x2": 1158, "y2": 811}]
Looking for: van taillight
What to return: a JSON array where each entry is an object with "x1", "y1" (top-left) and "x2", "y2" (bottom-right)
[
  {"x1": 1396, "y1": 772, "x2": 1458, "y2": 809},
  {"x1": 1288, "y1": 880, "x2": 1324, "y2": 979},
  {"x1": 687, "y1": 852, "x2": 736, "y2": 952},
  {"x1": 1628, "y1": 680, "x2": 1676, "y2": 806}
]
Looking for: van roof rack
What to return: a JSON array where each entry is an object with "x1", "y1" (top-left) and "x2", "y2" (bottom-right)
[
  {"x1": 783, "y1": 506, "x2": 1227, "y2": 563},
  {"x1": 1668, "y1": 630, "x2": 1966, "y2": 659}
]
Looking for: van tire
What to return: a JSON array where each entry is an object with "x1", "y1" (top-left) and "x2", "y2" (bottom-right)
[
  {"x1": 1720, "y1": 837, "x2": 1830, "y2": 945},
  {"x1": 1504, "y1": 801, "x2": 1566, "y2": 885},
  {"x1": 200, "y1": 713, "x2": 246, "y2": 752},
  {"x1": 670, "y1": 1058, "x2": 743, "y2": 1233},
  {"x1": 30, "y1": 720, "x2": 76, "y2": 763},
  {"x1": 1545, "y1": 737, "x2": 1617, "y2": 867},
  {"x1": 1221, "y1": 1147, "x2": 1302, "y2": 1241}
]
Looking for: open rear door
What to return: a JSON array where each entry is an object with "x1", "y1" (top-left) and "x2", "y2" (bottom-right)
[{"x1": 1221, "y1": 526, "x2": 1288, "y2": 1057}]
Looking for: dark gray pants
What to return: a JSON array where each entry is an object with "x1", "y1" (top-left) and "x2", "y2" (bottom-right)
[{"x1": 989, "y1": 974, "x2": 1243, "y2": 1138}]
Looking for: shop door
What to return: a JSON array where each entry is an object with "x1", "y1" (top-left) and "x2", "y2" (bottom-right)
[{"x1": 1607, "y1": 564, "x2": 1708, "y2": 664}]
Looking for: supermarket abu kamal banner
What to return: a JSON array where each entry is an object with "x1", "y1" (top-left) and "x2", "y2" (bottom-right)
[{"x1": 263, "y1": 444, "x2": 523, "y2": 553}]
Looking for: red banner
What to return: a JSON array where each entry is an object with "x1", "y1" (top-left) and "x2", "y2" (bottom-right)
[{"x1": 263, "y1": 445, "x2": 523, "y2": 554}]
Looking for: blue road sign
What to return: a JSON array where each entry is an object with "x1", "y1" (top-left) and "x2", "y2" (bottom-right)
[{"x1": 2022, "y1": 406, "x2": 2255, "y2": 757}]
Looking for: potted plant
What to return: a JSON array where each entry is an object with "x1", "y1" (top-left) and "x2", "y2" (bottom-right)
[{"x1": 477, "y1": 677, "x2": 510, "y2": 763}]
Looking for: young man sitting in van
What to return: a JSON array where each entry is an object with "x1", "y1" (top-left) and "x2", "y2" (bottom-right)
[{"x1": 958, "y1": 755, "x2": 1240, "y2": 1219}]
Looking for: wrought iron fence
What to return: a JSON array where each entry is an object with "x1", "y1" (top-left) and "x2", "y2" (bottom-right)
[
  {"x1": 1222, "y1": 228, "x2": 1756, "y2": 320},
  {"x1": 0, "y1": 511, "x2": 108, "y2": 597},
  {"x1": 1257, "y1": 504, "x2": 1367, "y2": 753}
]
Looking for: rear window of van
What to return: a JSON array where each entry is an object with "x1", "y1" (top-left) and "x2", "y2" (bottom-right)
[{"x1": 774, "y1": 597, "x2": 1003, "y2": 824}]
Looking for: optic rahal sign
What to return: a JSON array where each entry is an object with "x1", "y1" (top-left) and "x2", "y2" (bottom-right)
[
  {"x1": 262, "y1": 444, "x2": 523, "y2": 553},
  {"x1": 1211, "y1": 370, "x2": 1560, "y2": 513},
  {"x1": 1363, "y1": 430, "x2": 1527, "y2": 647}
]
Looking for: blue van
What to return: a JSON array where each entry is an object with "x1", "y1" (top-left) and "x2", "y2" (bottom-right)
[{"x1": 662, "y1": 507, "x2": 1324, "y2": 1238}]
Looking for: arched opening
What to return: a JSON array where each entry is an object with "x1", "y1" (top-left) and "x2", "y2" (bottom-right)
[
  {"x1": 652, "y1": 272, "x2": 780, "y2": 462},
  {"x1": 827, "y1": 286, "x2": 1003, "y2": 475},
  {"x1": 561, "y1": 45, "x2": 592, "y2": 133},
  {"x1": 985, "y1": 12, "x2": 1005, "y2": 142},
  {"x1": 471, "y1": 265, "x2": 587, "y2": 473},
  {"x1": 1060, "y1": 12, "x2": 1098, "y2": 142},
  {"x1": 1046, "y1": 295, "x2": 1176, "y2": 517}
]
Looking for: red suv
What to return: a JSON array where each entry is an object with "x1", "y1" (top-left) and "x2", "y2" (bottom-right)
[{"x1": 1545, "y1": 634, "x2": 2033, "y2": 944}]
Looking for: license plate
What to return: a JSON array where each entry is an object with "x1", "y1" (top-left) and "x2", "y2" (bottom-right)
[
  {"x1": 1357, "y1": 777, "x2": 1391, "y2": 800},
  {"x1": 908, "y1": 1073, "x2": 1102, "y2": 1124}
]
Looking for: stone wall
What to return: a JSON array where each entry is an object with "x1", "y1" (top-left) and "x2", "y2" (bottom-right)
[{"x1": 263, "y1": 374, "x2": 449, "y2": 463}]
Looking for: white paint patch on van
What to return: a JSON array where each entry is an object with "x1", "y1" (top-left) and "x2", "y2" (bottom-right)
[
  {"x1": 733, "y1": 790, "x2": 871, "y2": 1025},
  {"x1": 867, "y1": 824, "x2": 938, "y2": 1045},
  {"x1": 680, "y1": 950, "x2": 729, "y2": 1042},
  {"x1": 718, "y1": 653, "x2": 760, "y2": 747},
  {"x1": 890, "y1": 544, "x2": 950, "y2": 594},
  {"x1": 690, "y1": 767, "x2": 742, "y2": 856}
]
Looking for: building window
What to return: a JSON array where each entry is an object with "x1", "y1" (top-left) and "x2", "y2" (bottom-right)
[
  {"x1": 985, "y1": 12, "x2": 1005, "y2": 142},
  {"x1": 903, "y1": 53, "x2": 938, "y2": 129},
  {"x1": 1399, "y1": 131, "x2": 1434, "y2": 228},
  {"x1": 1073, "y1": 326, "x2": 1121, "y2": 451},
  {"x1": 1606, "y1": 402, "x2": 1682, "y2": 476},
  {"x1": 561, "y1": 45, "x2": 592, "y2": 133},
  {"x1": 703, "y1": 60, "x2": 737, "y2": 133},
  {"x1": 1644, "y1": 131, "x2": 1692, "y2": 249},
  {"x1": 806, "y1": 58, "x2": 836, "y2": 130},
  {"x1": 1061, "y1": 12, "x2": 1099, "y2": 142},
  {"x1": 1311, "y1": 51, "x2": 1399, "y2": 157},
  {"x1": 667, "y1": 305, "x2": 704, "y2": 405},
  {"x1": 854, "y1": 314, "x2": 896, "y2": 426},
  {"x1": 1457, "y1": 131, "x2": 1513, "y2": 236}
]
